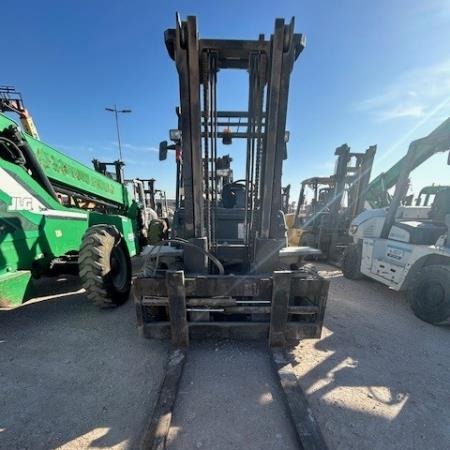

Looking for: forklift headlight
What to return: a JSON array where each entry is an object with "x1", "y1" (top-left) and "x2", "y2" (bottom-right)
[
  {"x1": 170, "y1": 129, "x2": 182, "y2": 141},
  {"x1": 350, "y1": 224, "x2": 358, "y2": 234}
]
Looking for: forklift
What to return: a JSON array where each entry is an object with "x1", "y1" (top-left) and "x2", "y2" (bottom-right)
[
  {"x1": 134, "y1": 15, "x2": 329, "y2": 347},
  {"x1": 286, "y1": 176, "x2": 335, "y2": 247},
  {"x1": 134, "y1": 16, "x2": 331, "y2": 450},
  {"x1": 343, "y1": 118, "x2": 450, "y2": 324},
  {"x1": 287, "y1": 143, "x2": 376, "y2": 262}
]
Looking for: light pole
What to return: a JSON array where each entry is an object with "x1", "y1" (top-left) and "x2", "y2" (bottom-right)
[{"x1": 105, "y1": 104, "x2": 132, "y2": 161}]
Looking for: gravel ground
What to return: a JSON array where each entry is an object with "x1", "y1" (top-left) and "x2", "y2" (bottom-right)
[
  {"x1": 0, "y1": 275, "x2": 168, "y2": 450},
  {"x1": 292, "y1": 264, "x2": 450, "y2": 450}
]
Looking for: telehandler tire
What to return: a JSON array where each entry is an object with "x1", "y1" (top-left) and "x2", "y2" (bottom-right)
[
  {"x1": 342, "y1": 243, "x2": 363, "y2": 280},
  {"x1": 79, "y1": 225, "x2": 131, "y2": 308},
  {"x1": 408, "y1": 264, "x2": 450, "y2": 325}
]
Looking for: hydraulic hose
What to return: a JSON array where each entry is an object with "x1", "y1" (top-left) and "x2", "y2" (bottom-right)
[
  {"x1": 168, "y1": 238, "x2": 225, "y2": 275},
  {"x1": 0, "y1": 136, "x2": 27, "y2": 166},
  {"x1": 3, "y1": 126, "x2": 58, "y2": 201},
  {"x1": 144, "y1": 238, "x2": 225, "y2": 275}
]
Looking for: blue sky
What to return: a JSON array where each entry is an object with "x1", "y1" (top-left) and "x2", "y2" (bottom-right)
[{"x1": 3, "y1": 0, "x2": 450, "y2": 200}]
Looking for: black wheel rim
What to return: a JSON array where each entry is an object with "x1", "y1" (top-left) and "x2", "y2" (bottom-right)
[
  {"x1": 417, "y1": 280, "x2": 445, "y2": 312},
  {"x1": 110, "y1": 245, "x2": 128, "y2": 290}
]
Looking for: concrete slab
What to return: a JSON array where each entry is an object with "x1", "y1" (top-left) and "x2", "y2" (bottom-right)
[{"x1": 166, "y1": 340, "x2": 300, "y2": 450}]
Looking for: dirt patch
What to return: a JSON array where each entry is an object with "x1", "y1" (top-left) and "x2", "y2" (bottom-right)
[{"x1": 0, "y1": 275, "x2": 168, "y2": 450}]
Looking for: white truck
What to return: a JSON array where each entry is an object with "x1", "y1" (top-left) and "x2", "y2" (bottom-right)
[{"x1": 343, "y1": 118, "x2": 450, "y2": 324}]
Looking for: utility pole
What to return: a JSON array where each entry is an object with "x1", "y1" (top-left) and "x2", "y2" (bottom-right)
[{"x1": 105, "y1": 104, "x2": 132, "y2": 161}]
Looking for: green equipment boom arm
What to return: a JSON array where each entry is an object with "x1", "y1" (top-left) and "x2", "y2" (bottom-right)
[
  {"x1": 366, "y1": 118, "x2": 450, "y2": 208},
  {"x1": 0, "y1": 114, "x2": 131, "y2": 208}
]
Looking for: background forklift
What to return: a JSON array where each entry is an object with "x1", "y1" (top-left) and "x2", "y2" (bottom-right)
[
  {"x1": 287, "y1": 143, "x2": 376, "y2": 262},
  {"x1": 134, "y1": 15, "x2": 329, "y2": 347},
  {"x1": 286, "y1": 175, "x2": 335, "y2": 247},
  {"x1": 343, "y1": 118, "x2": 450, "y2": 324},
  {"x1": 92, "y1": 164, "x2": 172, "y2": 235}
]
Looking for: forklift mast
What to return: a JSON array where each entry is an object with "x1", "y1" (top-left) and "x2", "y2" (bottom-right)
[
  {"x1": 137, "y1": 178, "x2": 156, "y2": 210},
  {"x1": 281, "y1": 184, "x2": 291, "y2": 213},
  {"x1": 92, "y1": 159, "x2": 125, "y2": 184},
  {"x1": 294, "y1": 145, "x2": 376, "y2": 224},
  {"x1": 0, "y1": 86, "x2": 40, "y2": 139},
  {"x1": 166, "y1": 14, "x2": 304, "y2": 270},
  {"x1": 327, "y1": 144, "x2": 376, "y2": 259},
  {"x1": 329, "y1": 144, "x2": 377, "y2": 217}
]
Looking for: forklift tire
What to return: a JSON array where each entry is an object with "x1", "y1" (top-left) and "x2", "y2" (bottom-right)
[
  {"x1": 342, "y1": 243, "x2": 363, "y2": 280},
  {"x1": 407, "y1": 265, "x2": 450, "y2": 325},
  {"x1": 79, "y1": 225, "x2": 132, "y2": 308}
]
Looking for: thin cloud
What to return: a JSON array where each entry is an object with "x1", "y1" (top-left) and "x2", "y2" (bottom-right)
[
  {"x1": 110, "y1": 142, "x2": 158, "y2": 153},
  {"x1": 123, "y1": 157, "x2": 138, "y2": 165},
  {"x1": 55, "y1": 144, "x2": 95, "y2": 153},
  {"x1": 356, "y1": 59, "x2": 450, "y2": 121},
  {"x1": 413, "y1": 0, "x2": 450, "y2": 19},
  {"x1": 315, "y1": 159, "x2": 335, "y2": 172},
  {"x1": 381, "y1": 105, "x2": 425, "y2": 120}
]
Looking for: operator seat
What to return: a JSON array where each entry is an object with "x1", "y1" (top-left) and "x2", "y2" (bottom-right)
[{"x1": 222, "y1": 182, "x2": 246, "y2": 209}]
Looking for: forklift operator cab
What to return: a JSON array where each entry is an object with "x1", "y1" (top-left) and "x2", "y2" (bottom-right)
[
  {"x1": 387, "y1": 151, "x2": 450, "y2": 247},
  {"x1": 388, "y1": 187, "x2": 450, "y2": 246}
]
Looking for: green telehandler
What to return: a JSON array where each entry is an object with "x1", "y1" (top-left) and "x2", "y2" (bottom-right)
[{"x1": 0, "y1": 110, "x2": 146, "y2": 307}]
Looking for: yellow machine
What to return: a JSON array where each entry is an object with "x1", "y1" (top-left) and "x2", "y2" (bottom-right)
[
  {"x1": 286, "y1": 210, "x2": 308, "y2": 246},
  {"x1": 286, "y1": 176, "x2": 334, "y2": 247},
  {"x1": 0, "y1": 86, "x2": 40, "y2": 139}
]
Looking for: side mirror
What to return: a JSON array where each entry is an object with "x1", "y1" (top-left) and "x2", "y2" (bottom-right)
[{"x1": 159, "y1": 141, "x2": 168, "y2": 161}]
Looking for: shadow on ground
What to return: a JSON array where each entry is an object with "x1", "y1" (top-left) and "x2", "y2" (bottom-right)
[
  {"x1": 290, "y1": 265, "x2": 450, "y2": 450},
  {"x1": 0, "y1": 275, "x2": 168, "y2": 450}
]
